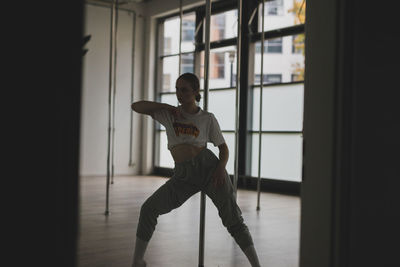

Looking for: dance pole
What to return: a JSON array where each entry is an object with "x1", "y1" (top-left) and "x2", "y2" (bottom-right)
[
  {"x1": 105, "y1": 0, "x2": 117, "y2": 215},
  {"x1": 233, "y1": 0, "x2": 243, "y2": 199},
  {"x1": 198, "y1": 0, "x2": 211, "y2": 266},
  {"x1": 178, "y1": 0, "x2": 183, "y2": 75},
  {"x1": 256, "y1": 0, "x2": 265, "y2": 211},
  {"x1": 111, "y1": 0, "x2": 119, "y2": 184},
  {"x1": 129, "y1": 11, "x2": 137, "y2": 167}
]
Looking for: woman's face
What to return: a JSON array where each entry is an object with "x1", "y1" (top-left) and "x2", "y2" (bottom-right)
[{"x1": 175, "y1": 78, "x2": 197, "y2": 105}]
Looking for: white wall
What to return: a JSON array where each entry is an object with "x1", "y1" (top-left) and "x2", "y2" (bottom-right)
[{"x1": 80, "y1": 3, "x2": 145, "y2": 176}]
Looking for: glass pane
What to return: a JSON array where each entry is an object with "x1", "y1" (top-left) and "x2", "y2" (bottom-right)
[
  {"x1": 160, "y1": 93, "x2": 177, "y2": 106},
  {"x1": 255, "y1": 38, "x2": 283, "y2": 54},
  {"x1": 200, "y1": 46, "x2": 237, "y2": 89},
  {"x1": 159, "y1": 131, "x2": 174, "y2": 168},
  {"x1": 208, "y1": 9, "x2": 238, "y2": 42},
  {"x1": 181, "y1": 13, "x2": 196, "y2": 53},
  {"x1": 258, "y1": 0, "x2": 306, "y2": 32},
  {"x1": 253, "y1": 35, "x2": 305, "y2": 84},
  {"x1": 208, "y1": 132, "x2": 235, "y2": 175},
  {"x1": 251, "y1": 133, "x2": 302, "y2": 181},
  {"x1": 180, "y1": 53, "x2": 194, "y2": 74},
  {"x1": 163, "y1": 16, "x2": 180, "y2": 55},
  {"x1": 209, "y1": 89, "x2": 236, "y2": 131},
  {"x1": 252, "y1": 83, "x2": 304, "y2": 131},
  {"x1": 162, "y1": 56, "x2": 179, "y2": 92}
]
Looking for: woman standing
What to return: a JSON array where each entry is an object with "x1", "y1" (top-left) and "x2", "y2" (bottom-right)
[{"x1": 131, "y1": 73, "x2": 261, "y2": 267}]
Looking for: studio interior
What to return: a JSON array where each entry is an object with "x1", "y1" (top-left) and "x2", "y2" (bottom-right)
[{"x1": 46, "y1": 0, "x2": 399, "y2": 266}]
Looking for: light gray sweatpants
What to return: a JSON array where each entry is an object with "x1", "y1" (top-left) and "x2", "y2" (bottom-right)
[{"x1": 136, "y1": 148, "x2": 254, "y2": 251}]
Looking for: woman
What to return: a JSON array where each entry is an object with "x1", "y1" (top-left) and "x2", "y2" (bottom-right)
[{"x1": 131, "y1": 73, "x2": 261, "y2": 267}]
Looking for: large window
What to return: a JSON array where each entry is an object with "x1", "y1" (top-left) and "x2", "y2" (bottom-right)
[
  {"x1": 251, "y1": 0, "x2": 305, "y2": 182},
  {"x1": 155, "y1": 0, "x2": 306, "y2": 186},
  {"x1": 156, "y1": 8, "x2": 238, "y2": 175}
]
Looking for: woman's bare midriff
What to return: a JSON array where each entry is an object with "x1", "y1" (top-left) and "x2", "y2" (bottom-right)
[{"x1": 170, "y1": 144, "x2": 206, "y2": 163}]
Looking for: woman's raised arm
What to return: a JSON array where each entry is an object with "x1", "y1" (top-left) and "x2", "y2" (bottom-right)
[{"x1": 131, "y1": 101, "x2": 173, "y2": 116}]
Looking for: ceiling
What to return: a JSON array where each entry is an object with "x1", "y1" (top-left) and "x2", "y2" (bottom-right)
[{"x1": 87, "y1": 0, "x2": 148, "y2": 4}]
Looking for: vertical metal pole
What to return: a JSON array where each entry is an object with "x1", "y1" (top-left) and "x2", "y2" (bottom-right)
[
  {"x1": 230, "y1": 62, "x2": 233, "y2": 87},
  {"x1": 233, "y1": 0, "x2": 243, "y2": 200},
  {"x1": 178, "y1": 0, "x2": 183, "y2": 75},
  {"x1": 256, "y1": 0, "x2": 265, "y2": 211},
  {"x1": 106, "y1": 0, "x2": 117, "y2": 215},
  {"x1": 111, "y1": 0, "x2": 119, "y2": 185},
  {"x1": 199, "y1": 1, "x2": 211, "y2": 266},
  {"x1": 129, "y1": 11, "x2": 137, "y2": 167}
]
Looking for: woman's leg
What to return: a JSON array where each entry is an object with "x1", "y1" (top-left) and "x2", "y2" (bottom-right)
[
  {"x1": 204, "y1": 168, "x2": 261, "y2": 267},
  {"x1": 132, "y1": 237, "x2": 148, "y2": 267},
  {"x1": 133, "y1": 177, "x2": 199, "y2": 266}
]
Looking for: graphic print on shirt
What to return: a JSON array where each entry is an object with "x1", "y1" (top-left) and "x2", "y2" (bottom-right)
[{"x1": 172, "y1": 121, "x2": 200, "y2": 138}]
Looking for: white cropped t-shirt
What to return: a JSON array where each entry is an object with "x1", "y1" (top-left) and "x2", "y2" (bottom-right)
[{"x1": 151, "y1": 106, "x2": 225, "y2": 150}]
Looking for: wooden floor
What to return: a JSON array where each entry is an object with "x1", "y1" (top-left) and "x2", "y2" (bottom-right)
[{"x1": 77, "y1": 176, "x2": 300, "y2": 267}]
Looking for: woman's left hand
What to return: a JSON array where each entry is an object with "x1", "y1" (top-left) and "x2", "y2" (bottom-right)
[{"x1": 212, "y1": 165, "x2": 226, "y2": 188}]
